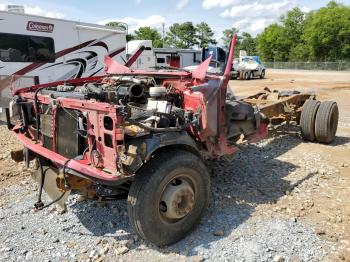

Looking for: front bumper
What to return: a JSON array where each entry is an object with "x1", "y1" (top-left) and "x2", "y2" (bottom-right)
[{"x1": 15, "y1": 132, "x2": 122, "y2": 184}]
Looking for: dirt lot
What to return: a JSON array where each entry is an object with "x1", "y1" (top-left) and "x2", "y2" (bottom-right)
[{"x1": 0, "y1": 69, "x2": 350, "y2": 262}]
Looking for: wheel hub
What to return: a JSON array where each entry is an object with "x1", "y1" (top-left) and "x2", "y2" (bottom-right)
[{"x1": 160, "y1": 179, "x2": 195, "y2": 220}]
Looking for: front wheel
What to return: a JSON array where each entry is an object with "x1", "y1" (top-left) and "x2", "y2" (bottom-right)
[{"x1": 127, "y1": 149, "x2": 210, "y2": 246}]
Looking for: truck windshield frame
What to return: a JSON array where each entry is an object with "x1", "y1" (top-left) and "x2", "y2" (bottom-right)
[{"x1": 0, "y1": 33, "x2": 55, "y2": 63}]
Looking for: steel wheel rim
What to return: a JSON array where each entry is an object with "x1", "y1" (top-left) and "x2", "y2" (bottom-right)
[{"x1": 158, "y1": 175, "x2": 196, "y2": 224}]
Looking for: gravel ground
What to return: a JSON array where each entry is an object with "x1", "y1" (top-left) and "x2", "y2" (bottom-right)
[
  {"x1": 0, "y1": 126, "x2": 340, "y2": 262},
  {"x1": 1, "y1": 70, "x2": 350, "y2": 262}
]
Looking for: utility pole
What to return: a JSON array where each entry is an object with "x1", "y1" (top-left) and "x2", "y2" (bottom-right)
[{"x1": 162, "y1": 22, "x2": 165, "y2": 48}]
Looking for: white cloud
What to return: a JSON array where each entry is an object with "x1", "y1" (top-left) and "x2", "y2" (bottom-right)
[
  {"x1": 177, "y1": 0, "x2": 189, "y2": 10},
  {"x1": 204, "y1": 0, "x2": 297, "y2": 34},
  {"x1": 220, "y1": 0, "x2": 296, "y2": 19},
  {"x1": 0, "y1": 4, "x2": 64, "y2": 18},
  {"x1": 203, "y1": 0, "x2": 240, "y2": 10},
  {"x1": 249, "y1": 19, "x2": 274, "y2": 32},
  {"x1": 25, "y1": 6, "x2": 65, "y2": 19},
  {"x1": 231, "y1": 18, "x2": 275, "y2": 34},
  {"x1": 99, "y1": 15, "x2": 166, "y2": 32},
  {"x1": 301, "y1": 6, "x2": 311, "y2": 13}
]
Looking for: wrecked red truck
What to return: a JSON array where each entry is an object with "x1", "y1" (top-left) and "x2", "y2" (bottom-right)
[{"x1": 5, "y1": 36, "x2": 339, "y2": 246}]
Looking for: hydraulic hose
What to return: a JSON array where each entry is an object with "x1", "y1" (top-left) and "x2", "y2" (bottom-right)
[
  {"x1": 34, "y1": 158, "x2": 71, "y2": 211},
  {"x1": 40, "y1": 192, "x2": 67, "y2": 210},
  {"x1": 34, "y1": 157, "x2": 45, "y2": 210}
]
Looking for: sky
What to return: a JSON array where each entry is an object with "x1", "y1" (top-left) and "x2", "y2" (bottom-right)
[{"x1": 0, "y1": 0, "x2": 349, "y2": 39}]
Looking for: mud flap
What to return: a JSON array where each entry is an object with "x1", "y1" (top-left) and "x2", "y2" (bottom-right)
[{"x1": 32, "y1": 166, "x2": 71, "y2": 209}]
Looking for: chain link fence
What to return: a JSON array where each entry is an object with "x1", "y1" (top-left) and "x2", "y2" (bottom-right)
[{"x1": 264, "y1": 61, "x2": 350, "y2": 71}]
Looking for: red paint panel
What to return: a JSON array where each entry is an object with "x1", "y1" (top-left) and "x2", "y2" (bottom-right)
[
  {"x1": 168, "y1": 55, "x2": 180, "y2": 68},
  {"x1": 192, "y1": 55, "x2": 212, "y2": 81},
  {"x1": 105, "y1": 56, "x2": 132, "y2": 74},
  {"x1": 15, "y1": 133, "x2": 120, "y2": 182}
]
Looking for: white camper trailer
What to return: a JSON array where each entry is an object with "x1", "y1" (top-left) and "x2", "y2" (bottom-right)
[
  {"x1": 153, "y1": 48, "x2": 201, "y2": 69},
  {"x1": 126, "y1": 40, "x2": 202, "y2": 70},
  {"x1": 126, "y1": 40, "x2": 155, "y2": 70},
  {"x1": 0, "y1": 9, "x2": 127, "y2": 121}
]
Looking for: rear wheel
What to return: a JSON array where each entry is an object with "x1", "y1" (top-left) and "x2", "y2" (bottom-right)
[
  {"x1": 315, "y1": 101, "x2": 339, "y2": 144},
  {"x1": 300, "y1": 100, "x2": 320, "y2": 141},
  {"x1": 260, "y1": 70, "x2": 265, "y2": 79},
  {"x1": 127, "y1": 149, "x2": 210, "y2": 246},
  {"x1": 245, "y1": 71, "x2": 252, "y2": 80},
  {"x1": 239, "y1": 71, "x2": 245, "y2": 80}
]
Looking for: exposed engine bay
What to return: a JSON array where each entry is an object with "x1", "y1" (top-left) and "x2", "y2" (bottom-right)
[
  {"x1": 9, "y1": 73, "x2": 267, "y2": 180},
  {"x1": 9, "y1": 71, "x2": 268, "y2": 182},
  {"x1": 38, "y1": 75, "x2": 190, "y2": 141}
]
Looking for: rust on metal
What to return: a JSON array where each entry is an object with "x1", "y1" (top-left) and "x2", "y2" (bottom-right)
[
  {"x1": 56, "y1": 175, "x2": 96, "y2": 199},
  {"x1": 244, "y1": 93, "x2": 313, "y2": 122}
]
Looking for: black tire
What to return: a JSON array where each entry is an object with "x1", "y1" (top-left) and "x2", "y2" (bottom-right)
[
  {"x1": 300, "y1": 100, "x2": 321, "y2": 141},
  {"x1": 239, "y1": 71, "x2": 245, "y2": 80},
  {"x1": 127, "y1": 149, "x2": 210, "y2": 246},
  {"x1": 315, "y1": 101, "x2": 339, "y2": 144},
  {"x1": 260, "y1": 70, "x2": 265, "y2": 79},
  {"x1": 245, "y1": 71, "x2": 252, "y2": 80}
]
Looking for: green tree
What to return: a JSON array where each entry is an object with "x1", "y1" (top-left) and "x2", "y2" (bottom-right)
[
  {"x1": 257, "y1": 7, "x2": 307, "y2": 61},
  {"x1": 257, "y1": 24, "x2": 290, "y2": 61},
  {"x1": 196, "y1": 22, "x2": 217, "y2": 48},
  {"x1": 106, "y1": 21, "x2": 127, "y2": 31},
  {"x1": 221, "y1": 28, "x2": 240, "y2": 49},
  {"x1": 257, "y1": 2, "x2": 350, "y2": 62},
  {"x1": 288, "y1": 43, "x2": 311, "y2": 62},
  {"x1": 133, "y1": 27, "x2": 163, "y2": 48},
  {"x1": 106, "y1": 22, "x2": 134, "y2": 41},
  {"x1": 239, "y1": 32, "x2": 258, "y2": 56},
  {"x1": 282, "y1": 7, "x2": 307, "y2": 61},
  {"x1": 303, "y1": 1, "x2": 350, "y2": 61},
  {"x1": 281, "y1": 7, "x2": 306, "y2": 46},
  {"x1": 126, "y1": 34, "x2": 135, "y2": 42},
  {"x1": 165, "y1": 22, "x2": 198, "y2": 48}
]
